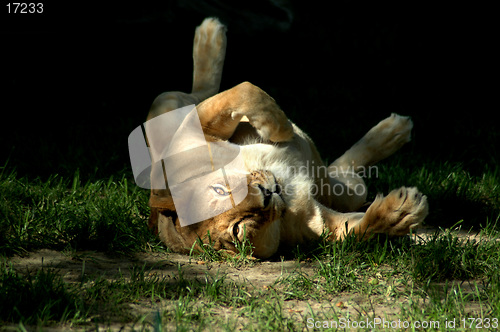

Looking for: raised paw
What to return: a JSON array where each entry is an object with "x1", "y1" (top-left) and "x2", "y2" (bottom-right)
[
  {"x1": 363, "y1": 113, "x2": 413, "y2": 163},
  {"x1": 230, "y1": 82, "x2": 294, "y2": 142},
  {"x1": 192, "y1": 18, "x2": 227, "y2": 99},
  {"x1": 364, "y1": 187, "x2": 428, "y2": 236},
  {"x1": 193, "y1": 17, "x2": 226, "y2": 64}
]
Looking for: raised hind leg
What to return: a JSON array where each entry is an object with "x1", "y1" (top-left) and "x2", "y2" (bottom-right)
[
  {"x1": 147, "y1": 17, "x2": 227, "y2": 121},
  {"x1": 327, "y1": 114, "x2": 413, "y2": 212},
  {"x1": 148, "y1": 17, "x2": 227, "y2": 229},
  {"x1": 331, "y1": 113, "x2": 413, "y2": 172}
]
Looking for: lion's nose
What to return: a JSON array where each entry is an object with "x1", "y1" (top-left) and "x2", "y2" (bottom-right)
[
  {"x1": 258, "y1": 183, "x2": 282, "y2": 206},
  {"x1": 258, "y1": 183, "x2": 281, "y2": 196},
  {"x1": 258, "y1": 184, "x2": 271, "y2": 197},
  {"x1": 273, "y1": 183, "x2": 282, "y2": 196}
]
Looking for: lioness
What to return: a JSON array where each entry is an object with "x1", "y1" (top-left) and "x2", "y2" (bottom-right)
[{"x1": 146, "y1": 18, "x2": 428, "y2": 258}]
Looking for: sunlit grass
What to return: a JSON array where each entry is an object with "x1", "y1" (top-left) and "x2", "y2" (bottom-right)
[{"x1": 0, "y1": 168, "x2": 158, "y2": 256}]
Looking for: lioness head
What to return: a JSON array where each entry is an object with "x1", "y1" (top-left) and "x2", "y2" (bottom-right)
[{"x1": 150, "y1": 169, "x2": 286, "y2": 258}]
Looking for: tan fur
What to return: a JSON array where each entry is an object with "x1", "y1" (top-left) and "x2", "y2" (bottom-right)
[{"x1": 147, "y1": 18, "x2": 429, "y2": 259}]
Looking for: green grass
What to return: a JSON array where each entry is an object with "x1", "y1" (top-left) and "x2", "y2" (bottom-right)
[
  {"x1": 1, "y1": 226, "x2": 500, "y2": 330},
  {"x1": 0, "y1": 167, "x2": 159, "y2": 256},
  {"x1": 0, "y1": 261, "x2": 82, "y2": 325}
]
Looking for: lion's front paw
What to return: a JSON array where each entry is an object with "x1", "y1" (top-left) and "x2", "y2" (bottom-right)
[
  {"x1": 364, "y1": 187, "x2": 428, "y2": 236},
  {"x1": 239, "y1": 110, "x2": 293, "y2": 142},
  {"x1": 230, "y1": 82, "x2": 294, "y2": 142}
]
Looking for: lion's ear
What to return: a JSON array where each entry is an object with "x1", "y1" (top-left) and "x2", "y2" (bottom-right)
[
  {"x1": 157, "y1": 210, "x2": 191, "y2": 254},
  {"x1": 148, "y1": 190, "x2": 175, "y2": 232}
]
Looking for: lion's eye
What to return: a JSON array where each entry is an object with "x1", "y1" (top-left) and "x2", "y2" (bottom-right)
[
  {"x1": 211, "y1": 184, "x2": 230, "y2": 196},
  {"x1": 232, "y1": 221, "x2": 241, "y2": 238}
]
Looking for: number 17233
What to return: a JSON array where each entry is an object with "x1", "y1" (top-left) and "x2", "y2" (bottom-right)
[{"x1": 7, "y1": 3, "x2": 43, "y2": 14}]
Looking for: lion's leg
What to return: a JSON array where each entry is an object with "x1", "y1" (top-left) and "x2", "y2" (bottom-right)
[
  {"x1": 327, "y1": 114, "x2": 413, "y2": 212},
  {"x1": 309, "y1": 187, "x2": 428, "y2": 241},
  {"x1": 147, "y1": 18, "x2": 227, "y2": 121},
  {"x1": 330, "y1": 113, "x2": 413, "y2": 171},
  {"x1": 147, "y1": 18, "x2": 227, "y2": 227},
  {"x1": 196, "y1": 82, "x2": 294, "y2": 142}
]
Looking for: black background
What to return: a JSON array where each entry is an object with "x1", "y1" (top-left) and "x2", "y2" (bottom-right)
[{"x1": 1, "y1": 1, "x2": 497, "y2": 179}]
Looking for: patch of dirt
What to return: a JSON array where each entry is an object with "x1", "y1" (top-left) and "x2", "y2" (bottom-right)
[
  {"x1": 414, "y1": 225, "x2": 499, "y2": 243},
  {"x1": 9, "y1": 250, "x2": 316, "y2": 289}
]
